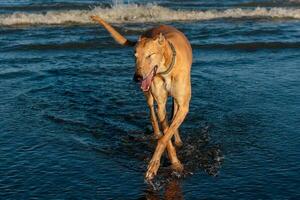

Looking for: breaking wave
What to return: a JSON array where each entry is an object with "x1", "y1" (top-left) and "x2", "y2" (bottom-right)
[{"x1": 0, "y1": 4, "x2": 300, "y2": 26}]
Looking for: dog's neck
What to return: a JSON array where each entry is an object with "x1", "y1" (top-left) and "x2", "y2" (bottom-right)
[{"x1": 161, "y1": 41, "x2": 176, "y2": 76}]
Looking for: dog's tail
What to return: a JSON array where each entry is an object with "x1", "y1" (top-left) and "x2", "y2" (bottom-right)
[{"x1": 90, "y1": 16, "x2": 136, "y2": 46}]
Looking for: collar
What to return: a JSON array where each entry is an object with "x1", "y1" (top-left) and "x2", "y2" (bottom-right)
[{"x1": 157, "y1": 41, "x2": 176, "y2": 75}]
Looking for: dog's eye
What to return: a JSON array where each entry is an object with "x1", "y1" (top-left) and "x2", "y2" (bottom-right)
[{"x1": 146, "y1": 53, "x2": 155, "y2": 59}]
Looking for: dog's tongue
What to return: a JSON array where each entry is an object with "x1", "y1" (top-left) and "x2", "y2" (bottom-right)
[{"x1": 141, "y1": 69, "x2": 155, "y2": 92}]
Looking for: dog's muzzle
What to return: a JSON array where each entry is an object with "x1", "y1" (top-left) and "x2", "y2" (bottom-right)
[
  {"x1": 133, "y1": 73, "x2": 143, "y2": 83},
  {"x1": 133, "y1": 66, "x2": 158, "y2": 92}
]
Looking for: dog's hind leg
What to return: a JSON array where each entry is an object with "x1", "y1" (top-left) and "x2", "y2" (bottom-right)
[
  {"x1": 144, "y1": 92, "x2": 162, "y2": 139},
  {"x1": 172, "y1": 98, "x2": 183, "y2": 147}
]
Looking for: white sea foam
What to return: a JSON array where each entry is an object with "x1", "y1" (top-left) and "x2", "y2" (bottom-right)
[{"x1": 0, "y1": 4, "x2": 300, "y2": 26}]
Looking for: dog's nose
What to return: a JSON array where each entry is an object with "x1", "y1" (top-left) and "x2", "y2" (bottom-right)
[{"x1": 133, "y1": 73, "x2": 143, "y2": 83}]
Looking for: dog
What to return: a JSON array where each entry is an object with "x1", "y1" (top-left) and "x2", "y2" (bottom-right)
[{"x1": 90, "y1": 16, "x2": 192, "y2": 181}]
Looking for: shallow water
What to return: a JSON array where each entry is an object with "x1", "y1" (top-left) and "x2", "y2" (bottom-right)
[{"x1": 0, "y1": 0, "x2": 300, "y2": 199}]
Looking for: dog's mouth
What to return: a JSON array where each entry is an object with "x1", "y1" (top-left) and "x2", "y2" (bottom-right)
[{"x1": 140, "y1": 66, "x2": 157, "y2": 92}]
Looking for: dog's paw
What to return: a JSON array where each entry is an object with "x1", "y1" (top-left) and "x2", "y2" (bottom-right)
[{"x1": 145, "y1": 159, "x2": 160, "y2": 181}]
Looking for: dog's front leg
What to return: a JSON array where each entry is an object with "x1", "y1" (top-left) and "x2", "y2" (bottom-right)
[
  {"x1": 146, "y1": 103, "x2": 189, "y2": 180},
  {"x1": 145, "y1": 91, "x2": 182, "y2": 175},
  {"x1": 155, "y1": 98, "x2": 183, "y2": 173},
  {"x1": 144, "y1": 92, "x2": 162, "y2": 139}
]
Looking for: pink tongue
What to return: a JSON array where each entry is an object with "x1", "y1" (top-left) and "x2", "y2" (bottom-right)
[{"x1": 141, "y1": 70, "x2": 154, "y2": 91}]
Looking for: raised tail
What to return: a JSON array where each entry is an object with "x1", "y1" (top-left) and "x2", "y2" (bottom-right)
[{"x1": 90, "y1": 16, "x2": 136, "y2": 46}]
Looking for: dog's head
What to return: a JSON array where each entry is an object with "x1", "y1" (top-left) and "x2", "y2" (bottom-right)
[{"x1": 133, "y1": 33, "x2": 168, "y2": 92}]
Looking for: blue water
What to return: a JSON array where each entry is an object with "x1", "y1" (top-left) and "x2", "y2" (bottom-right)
[{"x1": 0, "y1": 0, "x2": 300, "y2": 199}]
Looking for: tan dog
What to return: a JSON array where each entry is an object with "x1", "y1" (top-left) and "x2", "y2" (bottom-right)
[{"x1": 91, "y1": 16, "x2": 192, "y2": 181}]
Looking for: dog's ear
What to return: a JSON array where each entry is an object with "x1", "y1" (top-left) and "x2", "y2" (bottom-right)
[{"x1": 157, "y1": 33, "x2": 165, "y2": 45}]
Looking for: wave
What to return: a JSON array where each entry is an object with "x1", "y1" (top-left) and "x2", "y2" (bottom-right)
[
  {"x1": 0, "y1": 4, "x2": 300, "y2": 26},
  {"x1": 0, "y1": 2, "x2": 100, "y2": 12}
]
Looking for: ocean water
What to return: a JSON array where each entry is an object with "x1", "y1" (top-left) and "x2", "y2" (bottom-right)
[{"x1": 0, "y1": 0, "x2": 299, "y2": 199}]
